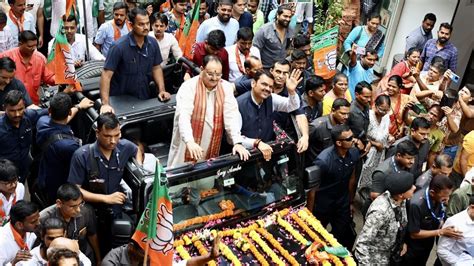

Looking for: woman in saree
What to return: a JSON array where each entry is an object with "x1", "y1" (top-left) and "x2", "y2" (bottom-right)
[
  {"x1": 358, "y1": 94, "x2": 392, "y2": 215},
  {"x1": 376, "y1": 47, "x2": 421, "y2": 95},
  {"x1": 386, "y1": 75, "x2": 416, "y2": 139}
]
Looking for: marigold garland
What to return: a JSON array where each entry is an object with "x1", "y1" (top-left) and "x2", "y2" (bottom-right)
[
  {"x1": 276, "y1": 215, "x2": 311, "y2": 246},
  {"x1": 174, "y1": 207, "x2": 356, "y2": 266},
  {"x1": 241, "y1": 236, "x2": 269, "y2": 266},
  {"x1": 219, "y1": 243, "x2": 241, "y2": 266},
  {"x1": 175, "y1": 245, "x2": 191, "y2": 261},
  {"x1": 298, "y1": 208, "x2": 340, "y2": 247},
  {"x1": 249, "y1": 230, "x2": 285, "y2": 266},
  {"x1": 256, "y1": 227, "x2": 300, "y2": 266},
  {"x1": 290, "y1": 213, "x2": 325, "y2": 244},
  {"x1": 193, "y1": 240, "x2": 217, "y2": 266},
  {"x1": 173, "y1": 209, "x2": 234, "y2": 231}
]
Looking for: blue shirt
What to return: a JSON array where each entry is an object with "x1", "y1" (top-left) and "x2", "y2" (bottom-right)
[
  {"x1": 344, "y1": 61, "x2": 375, "y2": 99},
  {"x1": 238, "y1": 12, "x2": 253, "y2": 29},
  {"x1": 421, "y1": 39, "x2": 458, "y2": 71},
  {"x1": 68, "y1": 139, "x2": 137, "y2": 214},
  {"x1": 104, "y1": 32, "x2": 163, "y2": 99},
  {"x1": 0, "y1": 108, "x2": 48, "y2": 179},
  {"x1": 36, "y1": 116, "x2": 81, "y2": 201},
  {"x1": 0, "y1": 78, "x2": 32, "y2": 110},
  {"x1": 313, "y1": 146, "x2": 360, "y2": 206},
  {"x1": 234, "y1": 75, "x2": 252, "y2": 96},
  {"x1": 405, "y1": 26, "x2": 433, "y2": 51}
]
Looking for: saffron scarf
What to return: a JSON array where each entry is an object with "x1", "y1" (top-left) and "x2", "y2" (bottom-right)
[
  {"x1": 0, "y1": 194, "x2": 16, "y2": 226},
  {"x1": 8, "y1": 9, "x2": 24, "y2": 32},
  {"x1": 235, "y1": 45, "x2": 249, "y2": 74},
  {"x1": 389, "y1": 93, "x2": 402, "y2": 136},
  {"x1": 185, "y1": 77, "x2": 225, "y2": 162},
  {"x1": 10, "y1": 223, "x2": 29, "y2": 250},
  {"x1": 113, "y1": 21, "x2": 132, "y2": 41}
]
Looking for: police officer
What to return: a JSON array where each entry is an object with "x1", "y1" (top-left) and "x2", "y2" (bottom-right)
[
  {"x1": 68, "y1": 112, "x2": 137, "y2": 216},
  {"x1": 312, "y1": 124, "x2": 360, "y2": 249}
]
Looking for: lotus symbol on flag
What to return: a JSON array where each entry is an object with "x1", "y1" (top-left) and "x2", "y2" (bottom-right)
[
  {"x1": 325, "y1": 50, "x2": 337, "y2": 71},
  {"x1": 150, "y1": 204, "x2": 174, "y2": 254}
]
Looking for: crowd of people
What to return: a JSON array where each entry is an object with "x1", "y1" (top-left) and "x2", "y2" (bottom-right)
[{"x1": 0, "y1": 0, "x2": 472, "y2": 265}]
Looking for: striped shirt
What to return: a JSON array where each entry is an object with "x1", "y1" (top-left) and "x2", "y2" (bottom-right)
[{"x1": 421, "y1": 39, "x2": 458, "y2": 71}]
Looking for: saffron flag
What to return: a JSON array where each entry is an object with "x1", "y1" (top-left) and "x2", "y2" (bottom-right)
[
  {"x1": 311, "y1": 26, "x2": 339, "y2": 80},
  {"x1": 46, "y1": 0, "x2": 81, "y2": 91},
  {"x1": 178, "y1": 0, "x2": 201, "y2": 59},
  {"x1": 132, "y1": 163, "x2": 174, "y2": 265}
]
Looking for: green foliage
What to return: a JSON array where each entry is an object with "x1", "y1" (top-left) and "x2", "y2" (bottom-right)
[{"x1": 313, "y1": 0, "x2": 344, "y2": 35}]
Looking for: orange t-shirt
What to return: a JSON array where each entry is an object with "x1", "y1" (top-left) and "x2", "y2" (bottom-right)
[{"x1": 1, "y1": 48, "x2": 55, "y2": 104}]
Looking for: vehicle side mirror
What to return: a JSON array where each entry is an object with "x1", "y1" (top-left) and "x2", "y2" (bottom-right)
[
  {"x1": 110, "y1": 218, "x2": 134, "y2": 248},
  {"x1": 304, "y1": 165, "x2": 321, "y2": 190}
]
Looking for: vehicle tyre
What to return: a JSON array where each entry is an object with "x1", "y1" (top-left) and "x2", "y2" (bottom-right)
[{"x1": 77, "y1": 60, "x2": 104, "y2": 80}]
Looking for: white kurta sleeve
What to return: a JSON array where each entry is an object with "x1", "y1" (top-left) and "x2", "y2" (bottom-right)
[
  {"x1": 271, "y1": 93, "x2": 300, "y2": 113},
  {"x1": 222, "y1": 83, "x2": 243, "y2": 145},
  {"x1": 176, "y1": 78, "x2": 198, "y2": 144}
]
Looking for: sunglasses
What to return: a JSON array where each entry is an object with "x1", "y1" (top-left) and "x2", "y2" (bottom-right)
[{"x1": 338, "y1": 135, "x2": 354, "y2": 142}]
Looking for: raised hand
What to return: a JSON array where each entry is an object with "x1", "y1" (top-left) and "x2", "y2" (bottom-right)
[{"x1": 286, "y1": 69, "x2": 303, "y2": 94}]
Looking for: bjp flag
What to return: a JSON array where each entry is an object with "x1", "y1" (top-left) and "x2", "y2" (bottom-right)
[
  {"x1": 311, "y1": 26, "x2": 339, "y2": 80},
  {"x1": 132, "y1": 163, "x2": 174, "y2": 265},
  {"x1": 178, "y1": 0, "x2": 201, "y2": 59},
  {"x1": 46, "y1": 0, "x2": 81, "y2": 91}
]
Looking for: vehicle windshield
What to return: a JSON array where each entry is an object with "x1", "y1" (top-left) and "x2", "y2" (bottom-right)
[{"x1": 167, "y1": 142, "x2": 302, "y2": 232}]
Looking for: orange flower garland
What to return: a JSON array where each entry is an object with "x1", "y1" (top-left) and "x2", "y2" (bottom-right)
[
  {"x1": 173, "y1": 209, "x2": 234, "y2": 231},
  {"x1": 194, "y1": 240, "x2": 217, "y2": 266},
  {"x1": 290, "y1": 213, "x2": 325, "y2": 244},
  {"x1": 173, "y1": 207, "x2": 356, "y2": 266},
  {"x1": 256, "y1": 227, "x2": 300, "y2": 266}
]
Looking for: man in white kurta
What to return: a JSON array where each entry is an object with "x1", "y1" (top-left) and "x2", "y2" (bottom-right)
[
  {"x1": 437, "y1": 198, "x2": 474, "y2": 265},
  {"x1": 224, "y1": 27, "x2": 260, "y2": 83},
  {"x1": 168, "y1": 55, "x2": 249, "y2": 168}
]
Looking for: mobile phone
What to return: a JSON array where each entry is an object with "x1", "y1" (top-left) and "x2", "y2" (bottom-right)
[
  {"x1": 355, "y1": 46, "x2": 366, "y2": 55},
  {"x1": 450, "y1": 72, "x2": 460, "y2": 83},
  {"x1": 440, "y1": 89, "x2": 459, "y2": 108},
  {"x1": 411, "y1": 103, "x2": 427, "y2": 115}
]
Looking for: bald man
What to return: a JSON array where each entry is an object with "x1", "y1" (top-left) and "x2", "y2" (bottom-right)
[{"x1": 47, "y1": 238, "x2": 91, "y2": 266}]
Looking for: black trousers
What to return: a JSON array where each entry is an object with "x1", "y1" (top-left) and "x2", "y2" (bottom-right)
[{"x1": 313, "y1": 195, "x2": 356, "y2": 249}]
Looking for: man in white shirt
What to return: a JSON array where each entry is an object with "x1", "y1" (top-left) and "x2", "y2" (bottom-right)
[
  {"x1": 50, "y1": 0, "x2": 104, "y2": 42},
  {"x1": 0, "y1": 159, "x2": 24, "y2": 226},
  {"x1": 0, "y1": 12, "x2": 15, "y2": 53},
  {"x1": 437, "y1": 195, "x2": 474, "y2": 265},
  {"x1": 25, "y1": 0, "x2": 44, "y2": 47},
  {"x1": 18, "y1": 217, "x2": 92, "y2": 266},
  {"x1": 149, "y1": 13, "x2": 183, "y2": 67},
  {"x1": 6, "y1": 0, "x2": 36, "y2": 48},
  {"x1": 168, "y1": 55, "x2": 249, "y2": 167},
  {"x1": 94, "y1": 1, "x2": 130, "y2": 57},
  {"x1": 0, "y1": 200, "x2": 39, "y2": 265},
  {"x1": 225, "y1": 27, "x2": 260, "y2": 82},
  {"x1": 196, "y1": 0, "x2": 239, "y2": 47},
  {"x1": 48, "y1": 16, "x2": 104, "y2": 67},
  {"x1": 16, "y1": 217, "x2": 65, "y2": 266}
]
